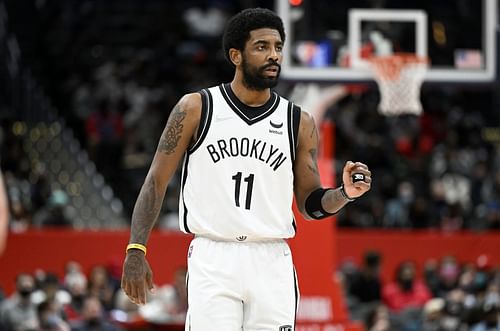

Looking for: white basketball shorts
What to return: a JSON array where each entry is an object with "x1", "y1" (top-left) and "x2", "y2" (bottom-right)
[{"x1": 185, "y1": 236, "x2": 299, "y2": 331}]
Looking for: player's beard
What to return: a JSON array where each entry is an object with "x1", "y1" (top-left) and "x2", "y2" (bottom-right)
[{"x1": 241, "y1": 55, "x2": 281, "y2": 91}]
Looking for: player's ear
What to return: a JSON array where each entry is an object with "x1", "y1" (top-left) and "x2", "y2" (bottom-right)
[{"x1": 229, "y1": 48, "x2": 241, "y2": 66}]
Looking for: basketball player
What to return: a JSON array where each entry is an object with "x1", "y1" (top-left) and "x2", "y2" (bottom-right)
[{"x1": 121, "y1": 8, "x2": 371, "y2": 330}]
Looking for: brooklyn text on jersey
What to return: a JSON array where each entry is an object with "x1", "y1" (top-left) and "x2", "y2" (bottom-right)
[{"x1": 206, "y1": 137, "x2": 288, "y2": 171}]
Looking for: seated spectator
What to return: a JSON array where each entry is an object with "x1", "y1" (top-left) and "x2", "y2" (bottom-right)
[
  {"x1": 32, "y1": 190, "x2": 72, "y2": 228},
  {"x1": 8, "y1": 195, "x2": 32, "y2": 233},
  {"x1": 423, "y1": 259, "x2": 441, "y2": 297},
  {"x1": 32, "y1": 272, "x2": 71, "y2": 307},
  {"x1": 436, "y1": 256, "x2": 461, "y2": 297},
  {"x1": 111, "y1": 289, "x2": 143, "y2": 326},
  {"x1": 349, "y1": 250, "x2": 382, "y2": 304},
  {"x1": 104, "y1": 258, "x2": 122, "y2": 294},
  {"x1": 0, "y1": 273, "x2": 39, "y2": 330},
  {"x1": 440, "y1": 289, "x2": 467, "y2": 331},
  {"x1": 71, "y1": 296, "x2": 123, "y2": 331},
  {"x1": 469, "y1": 288, "x2": 500, "y2": 331},
  {"x1": 139, "y1": 267, "x2": 188, "y2": 325},
  {"x1": 422, "y1": 298, "x2": 445, "y2": 331},
  {"x1": 85, "y1": 98, "x2": 124, "y2": 188},
  {"x1": 87, "y1": 266, "x2": 116, "y2": 312},
  {"x1": 382, "y1": 261, "x2": 432, "y2": 313},
  {"x1": 37, "y1": 300, "x2": 70, "y2": 331},
  {"x1": 63, "y1": 270, "x2": 88, "y2": 324},
  {"x1": 458, "y1": 263, "x2": 477, "y2": 293},
  {"x1": 364, "y1": 304, "x2": 392, "y2": 331},
  {"x1": 63, "y1": 262, "x2": 86, "y2": 289}
]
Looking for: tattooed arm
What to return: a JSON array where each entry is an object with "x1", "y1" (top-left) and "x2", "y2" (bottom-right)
[
  {"x1": 121, "y1": 93, "x2": 202, "y2": 305},
  {"x1": 293, "y1": 111, "x2": 371, "y2": 219}
]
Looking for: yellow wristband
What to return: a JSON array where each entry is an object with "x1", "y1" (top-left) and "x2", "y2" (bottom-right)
[{"x1": 126, "y1": 243, "x2": 147, "y2": 256}]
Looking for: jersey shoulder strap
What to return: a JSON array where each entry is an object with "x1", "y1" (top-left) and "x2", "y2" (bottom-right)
[
  {"x1": 287, "y1": 101, "x2": 302, "y2": 163},
  {"x1": 189, "y1": 88, "x2": 214, "y2": 153}
]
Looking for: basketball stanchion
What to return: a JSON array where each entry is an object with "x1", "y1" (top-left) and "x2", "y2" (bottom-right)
[{"x1": 368, "y1": 53, "x2": 429, "y2": 116}]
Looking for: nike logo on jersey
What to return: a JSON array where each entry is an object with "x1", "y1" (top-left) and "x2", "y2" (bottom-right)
[
  {"x1": 270, "y1": 120, "x2": 283, "y2": 129},
  {"x1": 215, "y1": 115, "x2": 233, "y2": 122}
]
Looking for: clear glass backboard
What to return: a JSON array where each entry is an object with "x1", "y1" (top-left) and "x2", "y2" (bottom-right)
[{"x1": 276, "y1": 0, "x2": 497, "y2": 82}]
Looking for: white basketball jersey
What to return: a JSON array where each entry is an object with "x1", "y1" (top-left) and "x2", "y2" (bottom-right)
[{"x1": 179, "y1": 84, "x2": 301, "y2": 240}]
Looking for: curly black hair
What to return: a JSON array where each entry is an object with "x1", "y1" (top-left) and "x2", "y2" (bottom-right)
[{"x1": 222, "y1": 8, "x2": 286, "y2": 66}]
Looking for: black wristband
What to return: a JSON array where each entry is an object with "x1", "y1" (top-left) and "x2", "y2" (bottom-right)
[
  {"x1": 305, "y1": 188, "x2": 336, "y2": 219},
  {"x1": 340, "y1": 184, "x2": 356, "y2": 202}
]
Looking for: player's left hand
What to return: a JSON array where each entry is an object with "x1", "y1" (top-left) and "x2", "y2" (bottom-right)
[
  {"x1": 121, "y1": 250, "x2": 154, "y2": 305},
  {"x1": 342, "y1": 161, "x2": 371, "y2": 199}
]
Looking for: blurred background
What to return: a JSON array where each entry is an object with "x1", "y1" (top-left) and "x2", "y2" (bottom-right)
[{"x1": 0, "y1": 0, "x2": 499, "y2": 330}]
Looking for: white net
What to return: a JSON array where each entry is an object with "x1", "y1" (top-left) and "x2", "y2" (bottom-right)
[{"x1": 369, "y1": 54, "x2": 428, "y2": 116}]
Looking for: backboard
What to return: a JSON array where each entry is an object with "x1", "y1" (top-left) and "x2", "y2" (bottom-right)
[{"x1": 276, "y1": 0, "x2": 498, "y2": 83}]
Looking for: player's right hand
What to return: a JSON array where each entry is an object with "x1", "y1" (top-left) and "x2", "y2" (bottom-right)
[
  {"x1": 342, "y1": 160, "x2": 371, "y2": 199},
  {"x1": 121, "y1": 250, "x2": 154, "y2": 305}
]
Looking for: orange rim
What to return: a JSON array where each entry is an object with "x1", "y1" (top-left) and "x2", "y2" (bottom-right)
[{"x1": 368, "y1": 53, "x2": 429, "y2": 80}]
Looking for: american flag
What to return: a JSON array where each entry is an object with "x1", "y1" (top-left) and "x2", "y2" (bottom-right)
[{"x1": 454, "y1": 49, "x2": 483, "y2": 69}]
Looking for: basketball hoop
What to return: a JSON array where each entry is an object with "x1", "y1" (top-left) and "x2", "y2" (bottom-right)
[{"x1": 368, "y1": 53, "x2": 429, "y2": 116}]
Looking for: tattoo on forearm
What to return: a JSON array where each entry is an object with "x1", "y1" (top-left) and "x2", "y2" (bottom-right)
[
  {"x1": 310, "y1": 124, "x2": 317, "y2": 139},
  {"x1": 307, "y1": 148, "x2": 319, "y2": 175},
  {"x1": 331, "y1": 189, "x2": 347, "y2": 204},
  {"x1": 158, "y1": 104, "x2": 186, "y2": 155},
  {"x1": 323, "y1": 188, "x2": 348, "y2": 213},
  {"x1": 125, "y1": 254, "x2": 146, "y2": 277},
  {"x1": 131, "y1": 176, "x2": 162, "y2": 243}
]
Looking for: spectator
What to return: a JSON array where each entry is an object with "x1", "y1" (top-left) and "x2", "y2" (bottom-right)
[
  {"x1": 423, "y1": 259, "x2": 441, "y2": 297},
  {"x1": 32, "y1": 190, "x2": 72, "y2": 228},
  {"x1": 63, "y1": 262, "x2": 86, "y2": 289},
  {"x1": 30, "y1": 169, "x2": 51, "y2": 213},
  {"x1": 37, "y1": 300, "x2": 70, "y2": 331},
  {"x1": 71, "y1": 296, "x2": 123, "y2": 331},
  {"x1": 63, "y1": 271, "x2": 88, "y2": 324},
  {"x1": 440, "y1": 289, "x2": 467, "y2": 331},
  {"x1": 32, "y1": 273, "x2": 71, "y2": 311},
  {"x1": 408, "y1": 196, "x2": 433, "y2": 229},
  {"x1": 480, "y1": 170, "x2": 500, "y2": 229},
  {"x1": 422, "y1": 298, "x2": 445, "y2": 331},
  {"x1": 85, "y1": 99, "x2": 124, "y2": 188},
  {"x1": 111, "y1": 289, "x2": 143, "y2": 327},
  {"x1": 6, "y1": 174, "x2": 32, "y2": 232},
  {"x1": 87, "y1": 266, "x2": 115, "y2": 312},
  {"x1": 364, "y1": 304, "x2": 392, "y2": 331},
  {"x1": 383, "y1": 181, "x2": 413, "y2": 228},
  {"x1": 138, "y1": 266, "x2": 188, "y2": 324},
  {"x1": 104, "y1": 258, "x2": 122, "y2": 295},
  {"x1": 469, "y1": 288, "x2": 500, "y2": 331},
  {"x1": 382, "y1": 261, "x2": 432, "y2": 313},
  {"x1": 458, "y1": 263, "x2": 478, "y2": 295},
  {"x1": 349, "y1": 250, "x2": 382, "y2": 303},
  {"x1": 0, "y1": 273, "x2": 39, "y2": 331},
  {"x1": 436, "y1": 256, "x2": 461, "y2": 297}
]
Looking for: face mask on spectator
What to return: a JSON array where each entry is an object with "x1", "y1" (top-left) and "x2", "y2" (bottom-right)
[
  {"x1": 401, "y1": 279, "x2": 413, "y2": 291},
  {"x1": 445, "y1": 300, "x2": 463, "y2": 316},
  {"x1": 19, "y1": 288, "x2": 32, "y2": 298},
  {"x1": 87, "y1": 317, "x2": 102, "y2": 327}
]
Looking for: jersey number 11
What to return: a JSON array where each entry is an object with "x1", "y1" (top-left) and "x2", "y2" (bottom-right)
[{"x1": 232, "y1": 172, "x2": 254, "y2": 210}]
